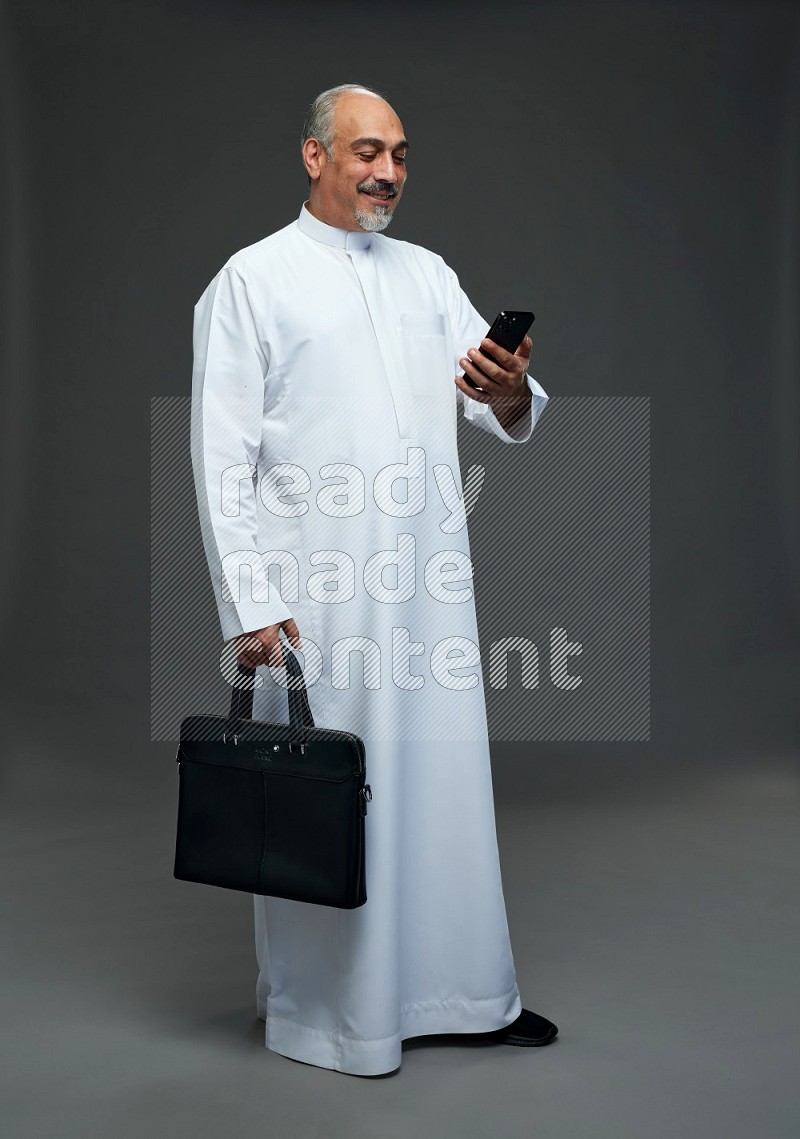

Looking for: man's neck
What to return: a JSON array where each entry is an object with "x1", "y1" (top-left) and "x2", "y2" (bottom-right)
[{"x1": 305, "y1": 199, "x2": 360, "y2": 232}]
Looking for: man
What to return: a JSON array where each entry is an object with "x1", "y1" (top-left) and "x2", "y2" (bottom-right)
[{"x1": 191, "y1": 83, "x2": 554, "y2": 1076}]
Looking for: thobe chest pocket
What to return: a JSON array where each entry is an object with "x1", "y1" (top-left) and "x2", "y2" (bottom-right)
[{"x1": 399, "y1": 311, "x2": 457, "y2": 431}]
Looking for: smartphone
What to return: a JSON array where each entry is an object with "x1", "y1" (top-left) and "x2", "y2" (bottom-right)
[{"x1": 463, "y1": 310, "x2": 535, "y2": 390}]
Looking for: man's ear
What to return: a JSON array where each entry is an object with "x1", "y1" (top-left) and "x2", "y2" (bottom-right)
[{"x1": 302, "y1": 138, "x2": 325, "y2": 183}]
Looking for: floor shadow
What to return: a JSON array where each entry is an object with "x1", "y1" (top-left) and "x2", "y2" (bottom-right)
[{"x1": 402, "y1": 1031, "x2": 503, "y2": 1052}]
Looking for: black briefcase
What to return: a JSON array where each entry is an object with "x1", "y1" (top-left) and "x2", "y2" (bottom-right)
[{"x1": 173, "y1": 648, "x2": 371, "y2": 908}]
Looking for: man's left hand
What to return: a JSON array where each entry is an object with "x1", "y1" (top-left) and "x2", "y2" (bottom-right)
[{"x1": 455, "y1": 334, "x2": 533, "y2": 405}]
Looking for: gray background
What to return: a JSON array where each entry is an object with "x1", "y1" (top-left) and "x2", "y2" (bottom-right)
[{"x1": 2, "y1": 1, "x2": 798, "y2": 1136}]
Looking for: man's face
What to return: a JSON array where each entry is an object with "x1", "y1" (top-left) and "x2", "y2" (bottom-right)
[{"x1": 305, "y1": 92, "x2": 408, "y2": 232}]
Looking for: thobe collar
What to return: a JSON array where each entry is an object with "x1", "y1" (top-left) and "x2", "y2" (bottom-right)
[{"x1": 297, "y1": 200, "x2": 374, "y2": 251}]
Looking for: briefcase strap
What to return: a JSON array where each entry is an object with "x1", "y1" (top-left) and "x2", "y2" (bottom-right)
[
  {"x1": 224, "y1": 645, "x2": 315, "y2": 746},
  {"x1": 287, "y1": 652, "x2": 315, "y2": 732}
]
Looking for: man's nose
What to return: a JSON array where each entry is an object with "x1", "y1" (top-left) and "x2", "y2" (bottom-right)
[{"x1": 374, "y1": 153, "x2": 398, "y2": 184}]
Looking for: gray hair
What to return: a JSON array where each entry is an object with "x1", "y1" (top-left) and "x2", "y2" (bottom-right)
[{"x1": 301, "y1": 83, "x2": 387, "y2": 182}]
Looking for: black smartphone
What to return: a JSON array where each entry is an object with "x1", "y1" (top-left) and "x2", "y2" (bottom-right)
[{"x1": 463, "y1": 310, "x2": 535, "y2": 390}]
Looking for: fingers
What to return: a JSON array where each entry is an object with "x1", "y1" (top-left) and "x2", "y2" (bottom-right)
[
  {"x1": 480, "y1": 335, "x2": 533, "y2": 366},
  {"x1": 481, "y1": 336, "x2": 533, "y2": 373},
  {"x1": 479, "y1": 338, "x2": 515, "y2": 371},
  {"x1": 234, "y1": 620, "x2": 303, "y2": 669},
  {"x1": 461, "y1": 348, "x2": 503, "y2": 388},
  {"x1": 514, "y1": 334, "x2": 533, "y2": 358},
  {"x1": 454, "y1": 370, "x2": 492, "y2": 403},
  {"x1": 458, "y1": 351, "x2": 501, "y2": 395},
  {"x1": 282, "y1": 617, "x2": 303, "y2": 651},
  {"x1": 236, "y1": 634, "x2": 267, "y2": 668},
  {"x1": 459, "y1": 340, "x2": 527, "y2": 396},
  {"x1": 263, "y1": 637, "x2": 287, "y2": 668}
]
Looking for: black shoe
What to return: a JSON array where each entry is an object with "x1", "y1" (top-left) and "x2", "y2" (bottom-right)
[{"x1": 485, "y1": 1008, "x2": 558, "y2": 1046}]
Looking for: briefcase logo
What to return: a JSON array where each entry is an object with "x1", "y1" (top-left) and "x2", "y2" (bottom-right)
[{"x1": 254, "y1": 744, "x2": 281, "y2": 762}]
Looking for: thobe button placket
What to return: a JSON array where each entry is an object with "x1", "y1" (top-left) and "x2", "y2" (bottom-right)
[{"x1": 347, "y1": 247, "x2": 416, "y2": 442}]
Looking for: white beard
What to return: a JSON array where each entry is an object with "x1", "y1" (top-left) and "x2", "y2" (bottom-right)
[{"x1": 354, "y1": 201, "x2": 394, "y2": 232}]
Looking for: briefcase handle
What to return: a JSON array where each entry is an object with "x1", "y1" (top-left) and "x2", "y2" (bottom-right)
[{"x1": 224, "y1": 645, "x2": 315, "y2": 747}]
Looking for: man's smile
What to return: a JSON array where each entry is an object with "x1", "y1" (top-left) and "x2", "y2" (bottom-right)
[{"x1": 359, "y1": 187, "x2": 396, "y2": 202}]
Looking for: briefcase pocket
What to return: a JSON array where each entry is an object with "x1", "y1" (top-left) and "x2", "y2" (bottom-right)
[
  {"x1": 174, "y1": 757, "x2": 367, "y2": 906},
  {"x1": 174, "y1": 763, "x2": 265, "y2": 893}
]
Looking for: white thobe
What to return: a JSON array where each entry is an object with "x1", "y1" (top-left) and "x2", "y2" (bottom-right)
[{"x1": 191, "y1": 200, "x2": 548, "y2": 1075}]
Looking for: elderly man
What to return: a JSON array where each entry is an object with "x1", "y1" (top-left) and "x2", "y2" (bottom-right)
[{"x1": 191, "y1": 83, "x2": 555, "y2": 1076}]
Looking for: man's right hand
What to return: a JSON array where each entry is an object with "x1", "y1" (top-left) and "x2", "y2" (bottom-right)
[{"x1": 232, "y1": 618, "x2": 302, "y2": 668}]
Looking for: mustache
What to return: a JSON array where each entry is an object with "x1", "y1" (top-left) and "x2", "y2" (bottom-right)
[{"x1": 357, "y1": 182, "x2": 398, "y2": 197}]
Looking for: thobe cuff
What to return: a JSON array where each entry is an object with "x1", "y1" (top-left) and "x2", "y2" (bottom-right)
[
  {"x1": 480, "y1": 373, "x2": 549, "y2": 444},
  {"x1": 220, "y1": 590, "x2": 294, "y2": 644}
]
